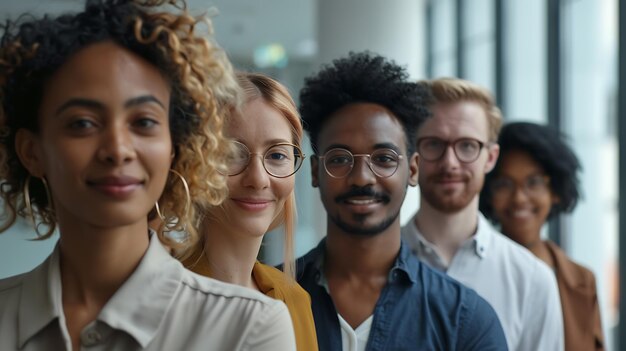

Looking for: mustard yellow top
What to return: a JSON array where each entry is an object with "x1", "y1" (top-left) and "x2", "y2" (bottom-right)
[{"x1": 183, "y1": 249, "x2": 318, "y2": 351}]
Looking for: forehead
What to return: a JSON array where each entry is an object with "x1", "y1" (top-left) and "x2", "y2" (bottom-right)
[
  {"x1": 499, "y1": 149, "x2": 545, "y2": 176},
  {"x1": 228, "y1": 98, "x2": 292, "y2": 144},
  {"x1": 40, "y1": 41, "x2": 170, "y2": 111},
  {"x1": 317, "y1": 102, "x2": 406, "y2": 153},
  {"x1": 418, "y1": 100, "x2": 489, "y2": 141}
]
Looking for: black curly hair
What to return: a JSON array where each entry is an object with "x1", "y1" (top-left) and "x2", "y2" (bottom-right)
[
  {"x1": 480, "y1": 122, "x2": 582, "y2": 221},
  {"x1": 0, "y1": 0, "x2": 239, "y2": 250},
  {"x1": 299, "y1": 52, "x2": 431, "y2": 154},
  {"x1": 2, "y1": 0, "x2": 195, "y2": 149}
]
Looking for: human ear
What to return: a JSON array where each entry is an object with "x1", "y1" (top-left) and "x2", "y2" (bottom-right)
[
  {"x1": 484, "y1": 143, "x2": 500, "y2": 173},
  {"x1": 311, "y1": 156, "x2": 319, "y2": 188},
  {"x1": 408, "y1": 152, "x2": 419, "y2": 187},
  {"x1": 15, "y1": 129, "x2": 45, "y2": 177}
]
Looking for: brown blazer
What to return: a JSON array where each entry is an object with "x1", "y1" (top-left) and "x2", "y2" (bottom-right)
[{"x1": 544, "y1": 241, "x2": 604, "y2": 351}]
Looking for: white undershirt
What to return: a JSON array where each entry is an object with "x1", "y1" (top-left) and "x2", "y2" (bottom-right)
[{"x1": 338, "y1": 314, "x2": 373, "y2": 351}]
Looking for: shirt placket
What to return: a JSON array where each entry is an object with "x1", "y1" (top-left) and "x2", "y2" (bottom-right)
[{"x1": 364, "y1": 272, "x2": 401, "y2": 351}]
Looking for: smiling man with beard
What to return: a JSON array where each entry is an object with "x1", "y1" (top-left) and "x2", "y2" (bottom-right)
[
  {"x1": 401, "y1": 78, "x2": 565, "y2": 351},
  {"x1": 295, "y1": 53, "x2": 508, "y2": 351}
]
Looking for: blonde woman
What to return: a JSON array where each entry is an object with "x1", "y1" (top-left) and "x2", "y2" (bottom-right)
[
  {"x1": 183, "y1": 72, "x2": 317, "y2": 351},
  {"x1": 0, "y1": 1, "x2": 295, "y2": 350}
]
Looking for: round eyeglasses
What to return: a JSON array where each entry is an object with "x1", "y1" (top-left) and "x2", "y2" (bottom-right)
[
  {"x1": 417, "y1": 137, "x2": 487, "y2": 163},
  {"x1": 490, "y1": 174, "x2": 551, "y2": 199},
  {"x1": 317, "y1": 148, "x2": 404, "y2": 178},
  {"x1": 227, "y1": 141, "x2": 305, "y2": 178}
]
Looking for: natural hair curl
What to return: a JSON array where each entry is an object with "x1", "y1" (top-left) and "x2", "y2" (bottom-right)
[
  {"x1": 299, "y1": 51, "x2": 431, "y2": 155},
  {"x1": 0, "y1": 0, "x2": 240, "y2": 252}
]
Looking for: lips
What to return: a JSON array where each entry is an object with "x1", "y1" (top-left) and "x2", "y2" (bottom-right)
[
  {"x1": 344, "y1": 198, "x2": 382, "y2": 205},
  {"x1": 87, "y1": 175, "x2": 144, "y2": 198},
  {"x1": 231, "y1": 198, "x2": 273, "y2": 212},
  {"x1": 335, "y1": 187, "x2": 389, "y2": 214},
  {"x1": 507, "y1": 208, "x2": 535, "y2": 220}
]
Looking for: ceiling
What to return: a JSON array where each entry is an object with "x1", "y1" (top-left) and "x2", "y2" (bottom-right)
[{"x1": 0, "y1": 0, "x2": 317, "y2": 63}]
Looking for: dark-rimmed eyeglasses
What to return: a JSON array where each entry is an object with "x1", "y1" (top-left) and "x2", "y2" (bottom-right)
[
  {"x1": 417, "y1": 137, "x2": 487, "y2": 163},
  {"x1": 490, "y1": 174, "x2": 551, "y2": 198},
  {"x1": 227, "y1": 141, "x2": 305, "y2": 178},
  {"x1": 317, "y1": 148, "x2": 404, "y2": 178}
]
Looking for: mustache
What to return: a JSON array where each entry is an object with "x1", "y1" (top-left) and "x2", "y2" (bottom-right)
[
  {"x1": 335, "y1": 186, "x2": 390, "y2": 203},
  {"x1": 430, "y1": 171, "x2": 469, "y2": 181}
]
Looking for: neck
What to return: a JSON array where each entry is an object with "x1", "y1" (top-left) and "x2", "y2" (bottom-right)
[
  {"x1": 57, "y1": 220, "x2": 150, "y2": 308},
  {"x1": 414, "y1": 196, "x2": 479, "y2": 264},
  {"x1": 324, "y1": 219, "x2": 401, "y2": 280},
  {"x1": 201, "y1": 218, "x2": 262, "y2": 290}
]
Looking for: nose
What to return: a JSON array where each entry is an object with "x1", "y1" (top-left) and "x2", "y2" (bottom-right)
[
  {"x1": 438, "y1": 145, "x2": 461, "y2": 169},
  {"x1": 240, "y1": 155, "x2": 270, "y2": 189},
  {"x1": 346, "y1": 156, "x2": 376, "y2": 187},
  {"x1": 512, "y1": 184, "x2": 530, "y2": 203},
  {"x1": 97, "y1": 123, "x2": 136, "y2": 165}
]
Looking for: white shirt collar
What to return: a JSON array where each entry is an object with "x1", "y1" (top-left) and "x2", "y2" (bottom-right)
[
  {"x1": 403, "y1": 212, "x2": 493, "y2": 264},
  {"x1": 18, "y1": 231, "x2": 183, "y2": 348}
]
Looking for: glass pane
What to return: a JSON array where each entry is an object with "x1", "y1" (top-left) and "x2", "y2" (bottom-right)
[
  {"x1": 431, "y1": 0, "x2": 457, "y2": 77},
  {"x1": 562, "y1": 0, "x2": 618, "y2": 348},
  {"x1": 505, "y1": 0, "x2": 546, "y2": 122}
]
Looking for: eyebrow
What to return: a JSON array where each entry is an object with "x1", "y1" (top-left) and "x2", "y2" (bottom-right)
[
  {"x1": 322, "y1": 142, "x2": 402, "y2": 154},
  {"x1": 124, "y1": 95, "x2": 166, "y2": 109},
  {"x1": 55, "y1": 95, "x2": 166, "y2": 116}
]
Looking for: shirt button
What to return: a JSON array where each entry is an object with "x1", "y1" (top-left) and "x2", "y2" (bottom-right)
[{"x1": 82, "y1": 328, "x2": 103, "y2": 346}]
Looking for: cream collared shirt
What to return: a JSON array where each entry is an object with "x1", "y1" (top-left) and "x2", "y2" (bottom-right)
[
  {"x1": 0, "y1": 233, "x2": 296, "y2": 351},
  {"x1": 402, "y1": 213, "x2": 564, "y2": 351}
]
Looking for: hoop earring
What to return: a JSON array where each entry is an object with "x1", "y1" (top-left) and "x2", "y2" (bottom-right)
[
  {"x1": 155, "y1": 169, "x2": 191, "y2": 231},
  {"x1": 23, "y1": 175, "x2": 54, "y2": 235}
]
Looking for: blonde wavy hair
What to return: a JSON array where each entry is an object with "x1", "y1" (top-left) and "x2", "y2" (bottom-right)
[
  {"x1": 418, "y1": 78, "x2": 503, "y2": 141},
  {"x1": 0, "y1": 0, "x2": 239, "y2": 251}
]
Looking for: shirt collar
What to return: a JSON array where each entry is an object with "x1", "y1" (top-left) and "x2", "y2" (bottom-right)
[
  {"x1": 97, "y1": 231, "x2": 183, "y2": 347},
  {"x1": 19, "y1": 231, "x2": 184, "y2": 349},
  {"x1": 307, "y1": 237, "x2": 416, "y2": 287},
  {"x1": 406, "y1": 212, "x2": 492, "y2": 260},
  {"x1": 18, "y1": 244, "x2": 62, "y2": 348}
]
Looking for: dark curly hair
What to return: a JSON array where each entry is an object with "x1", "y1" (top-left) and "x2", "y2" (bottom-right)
[
  {"x1": 0, "y1": 0, "x2": 239, "y2": 251},
  {"x1": 480, "y1": 122, "x2": 582, "y2": 221},
  {"x1": 299, "y1": 52, "x2": 431, "y2": 154}
]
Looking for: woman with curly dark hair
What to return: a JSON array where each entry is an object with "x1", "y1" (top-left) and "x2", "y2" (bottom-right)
[
  {"x1": 0, "y1": 1, "x2": 295, "y2": 350},
  {"x1": 480, "y1": 121, "x2": 604, "y2": 351}
]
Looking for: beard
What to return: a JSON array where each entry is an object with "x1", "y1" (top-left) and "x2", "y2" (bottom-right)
[
  {"x1": 328, "y1": 185, "x2": 400, "y2": 237},
  {"x1": 329, "y1": 208, "x2": 400, "y2": 237},
  {"x1": 419, "y1": 170, "x2": 483, "y2": 213}
]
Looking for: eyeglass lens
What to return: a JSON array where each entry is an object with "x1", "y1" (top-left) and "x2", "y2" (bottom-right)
[
  {"x1": 491, "y1": 175, "x2": 550, "y2": 197},
  {"x1": 418, "y1": 137, "x2": 483, "y2": 163},
  {"x1": 228, "y1": 141, "x2": 303, "y2": 177},
  {"x1": 322, "y1": 148, "x2": 400, "y2": 178}
]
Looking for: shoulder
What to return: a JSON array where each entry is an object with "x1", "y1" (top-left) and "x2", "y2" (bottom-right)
[
  {"x1": 416, "y1": 261, "x2": 505, "y2": 338},
  {"x1": 488, "y1": 227, "x2": 555, "y2": 279},
  {"x1": 0, "y1": 272, "x2": 26, "y2": 304},
  {"x1": 255, "y1": 263, "x2": 310, "y2": 300},
  {"x1": 0, "y1": 272, "x2": 26, "y2": 292},
  {"x1": 179, "y1": 268, "x2": 286, "y2": 310},
  {"x1": 172, "y1": 271, "x2": 296, "y2": 350},
  {"x1": 414, "y1": 256, "x2": 483, "y2": 306},
  {"x1": 546, "y1": 241, "x2": 597, "y2": 291}
]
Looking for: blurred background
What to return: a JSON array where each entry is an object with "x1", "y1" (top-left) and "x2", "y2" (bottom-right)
[{"x1": 0, "y1": 0, "x2": 622, "y2": 349}]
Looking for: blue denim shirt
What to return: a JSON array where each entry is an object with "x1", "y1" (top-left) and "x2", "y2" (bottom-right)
[{"x1": 295, "y1": 239, "x2": 508, "y2": 351}]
